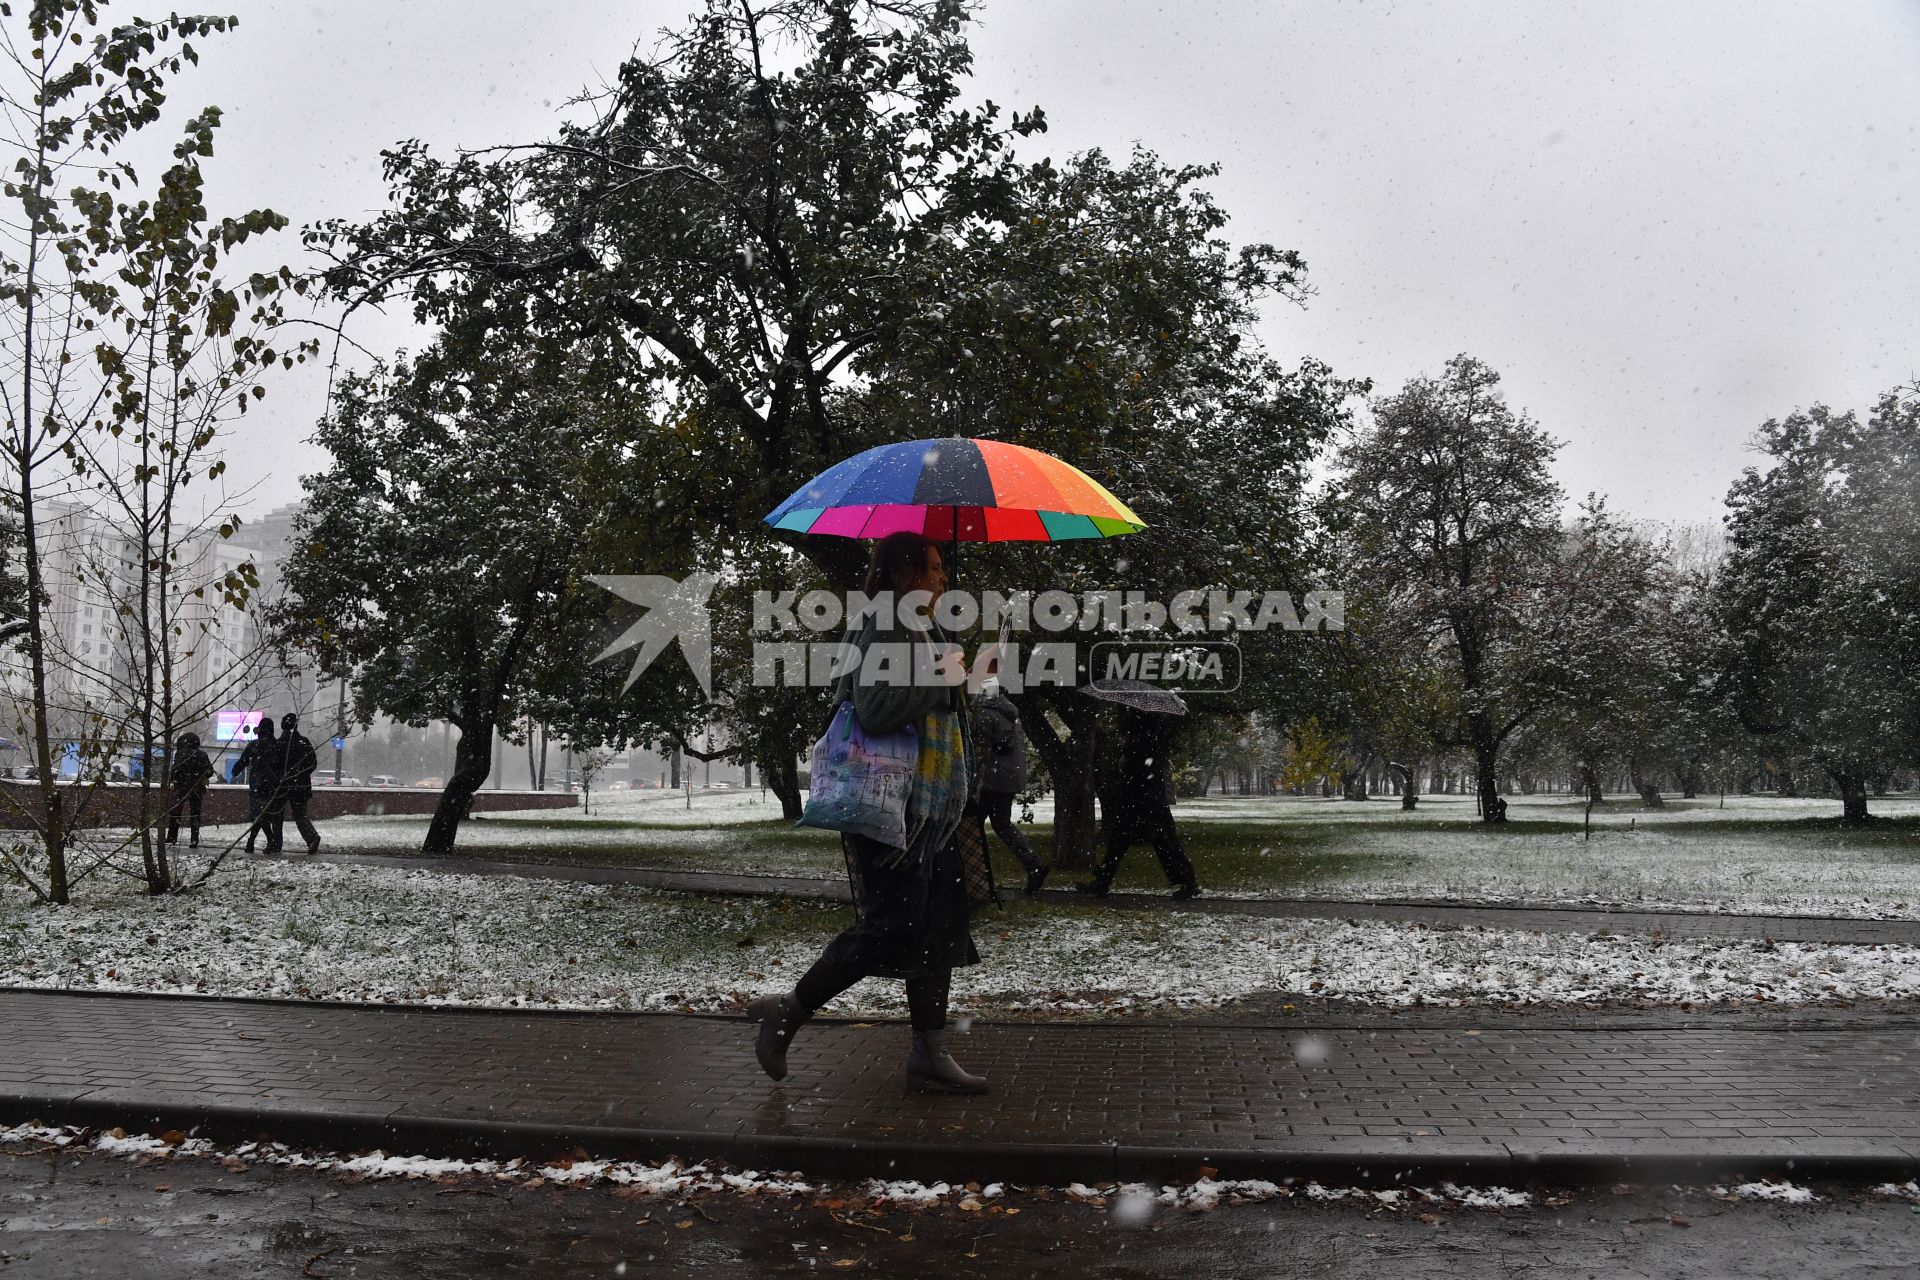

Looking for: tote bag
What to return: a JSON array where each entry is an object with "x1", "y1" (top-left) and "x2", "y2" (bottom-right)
[{"x1": 796, "y1": 701, "x2": 917, "y2": 848}]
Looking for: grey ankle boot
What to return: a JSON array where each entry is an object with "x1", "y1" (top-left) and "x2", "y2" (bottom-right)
[
  {"x1": 905, "y1": 1029, "x2": 988, "y2": 1094},
  {"x1": 746, "y1": 993, "x2": 809, "y2": 1081}
]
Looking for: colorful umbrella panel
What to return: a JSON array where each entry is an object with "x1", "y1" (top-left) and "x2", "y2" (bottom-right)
[{"x1": 766, "y1": 437, "x2": 1144, "y2": 542}]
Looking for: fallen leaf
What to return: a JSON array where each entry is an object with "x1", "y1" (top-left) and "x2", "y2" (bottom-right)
[
  {"x1": 1669, "y1": 1215, "x2": 1691, "y2": 1228},
  {"x1": 153, "y1": 1184, "x2": 171, "y2": 1193},
  {"x1": 160, "y1": 1130, "x2": 187, "y2": 1147}
]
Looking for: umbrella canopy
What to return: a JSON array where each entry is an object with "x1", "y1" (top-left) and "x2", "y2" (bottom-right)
[
  {"x1": 765, "y1": 436, "x2": 1145, "y2": 543},
  {"x1": 1082, "y1": 678, "x2": 1189, "y2": 716}
]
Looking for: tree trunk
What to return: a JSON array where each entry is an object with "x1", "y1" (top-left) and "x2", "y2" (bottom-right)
[
  {"x1": 1628, "y1": 758, "x2": 1665, "y2": 809},
  {"x1": 1390, "y1": 760, "x2": 1418, "y2": 810},
  {"x1": 1340, "y1": 753, "x2": 1372, "y2": 801},
  {"x1": 1831, "y1": 770, "x2": 1870, "y2": 824},
  {"x1": 424, "y1": 720, "x2": 495, "y2": 853},
  {"x1": 1580, "y1": 763, "x2": 1603, "y2": 806},
  {"x1": 763, "y1": 752, "x2": 802, "y2": 820},
  {"x1": 1024, "y1": 695, "x2": 1099, "y2": 869},
  {"x1": 1468, "y1": 712, "x2": 1504, "y2": 822}
]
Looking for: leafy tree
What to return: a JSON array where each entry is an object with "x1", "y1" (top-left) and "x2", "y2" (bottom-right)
[
  {"x1": 1713, "y1": 389, "x2": 1920, "y2": 821},
  {"x1": 0, "y1": 2, "x2": 299, "y2": 900},
  {"x1": 309, "y1": 0, "x2": 1043, "y2": 539},
  {"x1": 277, "y1": 336, "x2": 670, "y2": 853},
  {"x1": 1337, "y1": 355, "x2": 1565, "y2": 822},
  {"x1": 303, "y1": 2, "x2": 1355, "y2": 867},
  {"x1": 1525, "y1": 501, "x2": 1679, "y2": 809},
  {"x1": 833, "y1": 144, "x2": 1356, "y2": 863}
]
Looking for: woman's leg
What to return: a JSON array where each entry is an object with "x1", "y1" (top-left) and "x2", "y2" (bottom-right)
[
  {"x1": 904, "y1": 969, "x2": 951, "y2": 1033},
  {"x1": 750, "y1": 833, "x2": 926, "y2": 1081},
  {"x1": 903, "y1": 967, "x2": 985, "y2": 1093},
  {"x1": 984, "y1": 791, "x2": 1040, "y2": 872}
]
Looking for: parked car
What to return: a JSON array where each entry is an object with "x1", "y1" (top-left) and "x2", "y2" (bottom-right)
[
  {"x1": 323, "y1": 775, "x2": 363, "y2": 787},
  {"x1": 367, "y1": 775, "x2": 399, "y2": 788},
  {"x1": 415, "y1": 777, "x2": 444, "y2": 789}
]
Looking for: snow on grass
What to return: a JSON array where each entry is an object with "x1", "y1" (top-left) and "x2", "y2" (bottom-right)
[
  {"x1": 313, "y1": 788, "x2": 1920, "y2": 919},
  {"x1": 5, "y1": 858, "x2": 1916, "y2": 1012},
  {"x1": 1713, "y1": 1180, "x2": 1819, "y2": 1203}
]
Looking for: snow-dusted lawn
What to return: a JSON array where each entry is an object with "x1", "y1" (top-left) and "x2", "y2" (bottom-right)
[
  {"x1": 31, "y1": 788, "x2": 1920, "y2": 918},
  {"x1": 3, "y1": 857, "x2": 1916, "y2": 1014},
  {"x1": 308, "y1": 789, "x2": 1920, "y2": 920}
]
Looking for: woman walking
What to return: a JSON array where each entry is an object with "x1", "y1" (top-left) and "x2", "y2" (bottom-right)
[{"x1": 747, "y1": 531, "x2": 986, "y2": 1094}]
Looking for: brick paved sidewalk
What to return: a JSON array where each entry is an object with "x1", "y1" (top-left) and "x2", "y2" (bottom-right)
[
  {"x1": 3, "y1": 990, "x2": 1915, "y2": 1185},
  {"x1": 307, "y1": 850, "x2": 1920, "y2": 946}
]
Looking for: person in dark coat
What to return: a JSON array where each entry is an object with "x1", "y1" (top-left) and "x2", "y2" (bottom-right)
[
  {"x1": 231, "y1": 718, "x2": 284, "y2": 853},
  {"x1": 747, "y1": 531, "x2": 986, "y2": 1094},
  {"x1": 275, "y1": 713, "x2": 323, "y2": 854},
  {"x1": 1078, "y1": 708, "x2": 1200, "y2": 900},
  {"x1": 971, "y1": 677, "x2": 1047, "y2": 894},
  {"x1": 163, "y1": 732, "x2": 214, "y2": 848}
]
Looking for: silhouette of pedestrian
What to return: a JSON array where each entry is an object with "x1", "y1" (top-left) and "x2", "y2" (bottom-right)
[
  {"x1": 1078, "y1": 709, "x2": 1200, "y2": 900},
  {"x1": 276, "y1": 713, "x2": 323, "y2": 854},
  {"x1": 972, "y1": 677, "x2": 1047, "y2": 893},
  {"x1": 163, "y1": 732, "x2": 213, "y2": 848},
  {"x1": 232, "y1": 718, "x2": 284, "y2": 853}
]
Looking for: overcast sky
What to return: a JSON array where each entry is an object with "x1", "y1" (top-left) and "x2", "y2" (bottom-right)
[{"x1": 181, "y1": 0, "x2": 1920, "y2": 527}]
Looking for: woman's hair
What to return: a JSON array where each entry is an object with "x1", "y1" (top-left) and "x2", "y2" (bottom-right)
[{"x1": 863, "y1": 531, "x2": 938, "y2": 596}]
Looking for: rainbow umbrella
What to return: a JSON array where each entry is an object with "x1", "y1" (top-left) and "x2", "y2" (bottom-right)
[{"x1": 765, "y1": 437, "x2": 1145, "y2": 543}]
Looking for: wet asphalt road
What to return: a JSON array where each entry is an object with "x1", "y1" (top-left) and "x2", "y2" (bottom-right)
[{"x1": 2, "y1": 1146, "x2": 1915, "y2": 1279}]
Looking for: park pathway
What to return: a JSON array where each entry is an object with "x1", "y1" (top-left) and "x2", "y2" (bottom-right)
[{"x1": 3, "y1": 989, "x2": 1915, "y2": 1185}]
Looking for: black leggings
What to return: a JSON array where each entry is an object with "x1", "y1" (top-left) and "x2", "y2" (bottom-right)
[
  {"x1": 164, "y1": 791, "x2": 202, "y2": 843},
  {"x1": 795, "y1": 961, "x2": 951, "y2": 1034},
  {"x1": 981, "y1": 789, "x2": 1041, "y2": 871},
  {"x1": 1097, "y1": 806, "x2": 1197, "y2": 888}
]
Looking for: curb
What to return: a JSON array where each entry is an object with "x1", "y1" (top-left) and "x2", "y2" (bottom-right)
[{"x1": 7, "y1": 1091, "x2": 1914, "y2": 1188}]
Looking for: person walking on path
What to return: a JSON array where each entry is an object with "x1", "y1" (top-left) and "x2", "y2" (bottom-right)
[
  {"x1": 232, "y1": 719, "x2": 285, "y2": 854},
  {"x1": 162, "y1": 732, "x2": 214, "y2": 848},
  {"x1": 276, "y1": 712, "x2": 323, "y2": 854},
  {"x1": 972, "y1": 676, "x2": 1047, "y2": 894},
  {"x1": 748, "y1": 531, "x2": 987, "y2": 1094},
  {"x1": 1078, "y1": 708, "x2": 1200, "y2": 900}
]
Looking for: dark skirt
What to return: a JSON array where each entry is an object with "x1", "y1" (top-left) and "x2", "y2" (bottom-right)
[{"x1": 826, "y1": 831, "x2": 980, "y2": 981}]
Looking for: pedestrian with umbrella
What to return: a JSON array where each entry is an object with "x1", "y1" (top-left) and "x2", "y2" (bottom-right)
[
  {"x1": 750, "y1": 437, "x2": 1144, "y2": 1091},
  {"x1": 1076, "y1": 681, "x2": 1201, "y2": 900}
]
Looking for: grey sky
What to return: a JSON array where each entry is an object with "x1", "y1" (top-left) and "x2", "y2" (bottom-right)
[{"x1": 187, "y1": 0, "x2": 1920, "y2": 526}]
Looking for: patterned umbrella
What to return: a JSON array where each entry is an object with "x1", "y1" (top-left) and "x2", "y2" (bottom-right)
[{"x1": 765, "y1": 436, "x2": 1144, "y2": 543}]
